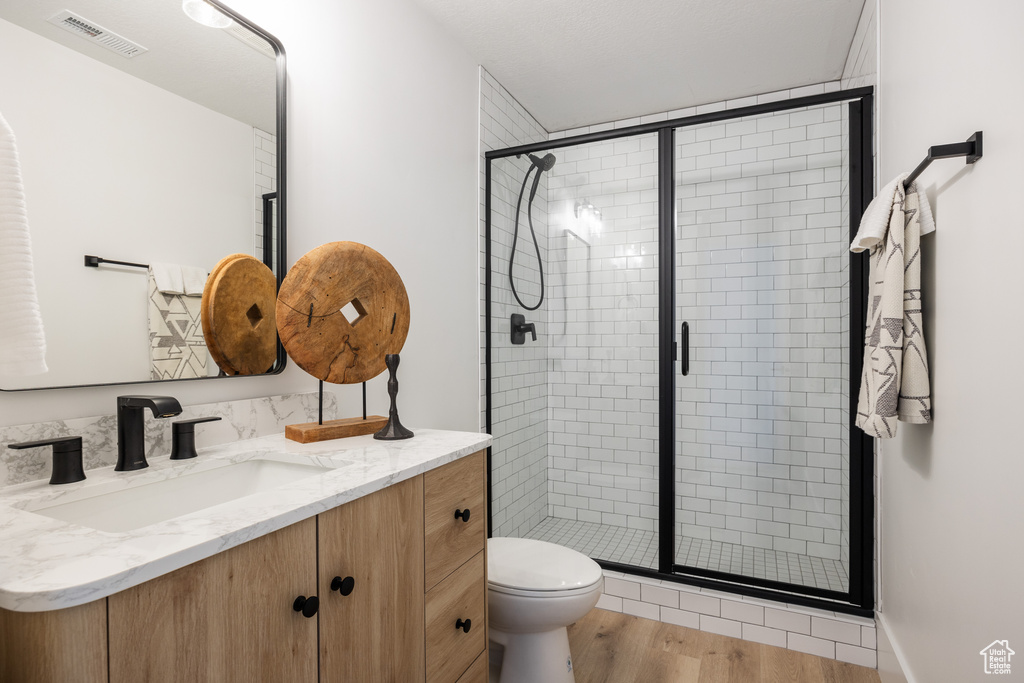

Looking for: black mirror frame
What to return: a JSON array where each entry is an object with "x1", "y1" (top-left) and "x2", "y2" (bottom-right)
[{"x1": 1, "y1": 0, "x2": 287, "y2": 392}]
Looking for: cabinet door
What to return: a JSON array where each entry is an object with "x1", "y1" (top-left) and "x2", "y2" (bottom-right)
[
  {"x1": 0, "y1": 600, "x2": 107, "y2": 683},
  {"x1": 319, "y1": 476, "x2": 425, "y2": 683},
  {"x1": 108, "y1": 517, "x2": 318, "y2": 683}
]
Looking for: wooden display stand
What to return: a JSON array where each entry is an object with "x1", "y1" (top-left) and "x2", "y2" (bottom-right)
[{"x1": 285, "y1": 415, "x2": 388, "y2": 444}]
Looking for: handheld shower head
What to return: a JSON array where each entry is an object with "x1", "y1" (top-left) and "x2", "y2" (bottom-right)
[
  {"x1": 527, "y1": 153, "x2": 557, "y2": 202},
  {"x1": 528, "y1": 153, "x2": 557, "y2": 172}
]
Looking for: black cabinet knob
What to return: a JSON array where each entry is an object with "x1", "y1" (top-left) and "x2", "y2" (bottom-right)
[
  {"x1": 454, "y1": 508, "x2": 471, "y2": 523},
  {"x1": 455, "y1": 618, "x2": 471, "y2": 633},
  {"x1": 330, "y1": 576, "x2": 355, "y2": 596},
  {"x1": 293, "y1": 595, "x2": 319, "y2": 618}
]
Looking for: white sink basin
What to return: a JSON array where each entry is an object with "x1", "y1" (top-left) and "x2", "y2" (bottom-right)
[{"x1": 25, "y1": 459, "x2": 333, "y2": 533}]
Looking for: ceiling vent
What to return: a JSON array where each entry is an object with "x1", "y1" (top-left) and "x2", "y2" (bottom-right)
[{"x1": 47, "y1": 10, "x2": 148, "y2": 59}]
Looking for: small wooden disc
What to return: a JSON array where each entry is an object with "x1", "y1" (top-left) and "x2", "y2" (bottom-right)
[
  {"x1": 201, "y1": 254, "x2": 278, "y2": 375},
  {"x1": 276, "y1": 242, "x2": 410, "y2": 384}
]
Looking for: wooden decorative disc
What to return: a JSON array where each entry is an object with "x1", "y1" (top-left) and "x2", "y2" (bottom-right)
[
  {"x1": 201, "y1": 254, "x2": 278, "y2": 375},
  {"x1": 276, "y1": 242, "x2": 410, "y2": 384}
]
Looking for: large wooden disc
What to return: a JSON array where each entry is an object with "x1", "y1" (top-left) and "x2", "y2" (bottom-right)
[
  {"x1": 276, "y1": 242, "x2": 410, "y2": 384},
  {"x1": 201, "y1": 254, "x2": 278, "y2": 375}
]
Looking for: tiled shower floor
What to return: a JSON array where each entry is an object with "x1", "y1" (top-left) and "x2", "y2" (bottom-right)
[{"x1": 523, "y1": 517, "x2": 849, "y2": 593}]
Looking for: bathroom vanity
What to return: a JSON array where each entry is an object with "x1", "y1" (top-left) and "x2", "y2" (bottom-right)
[{"x1": 0, "y1": 429, "x2": 490, "y2": 683}]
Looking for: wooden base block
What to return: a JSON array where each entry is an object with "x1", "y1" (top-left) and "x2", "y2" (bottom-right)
[{"x1": 285, "y1": 416, "x2": 388, "y2": 443}]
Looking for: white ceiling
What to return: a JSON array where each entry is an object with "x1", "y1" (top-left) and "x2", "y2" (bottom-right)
[
  {"x1": 0, "y1": 0, "x2": 277, "y2": 131},
  {"x1": 412, "y1": 0, "x2": 866, "y2": 131}
]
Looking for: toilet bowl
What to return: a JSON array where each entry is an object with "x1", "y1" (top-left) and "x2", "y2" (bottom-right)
[{"x1": 487, "y1": 537, "x2": 603, "y2": 683}]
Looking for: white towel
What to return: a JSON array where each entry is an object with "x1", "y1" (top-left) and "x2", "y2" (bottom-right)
[
  {"x1": 150, "y1": 263, "x2": 184, "y2": 295},
  {"x1": 0, "y1": 112, "x2": 47, "y2": 377},
  {"x1": 851, "y1": 177, "x2": 934, "y2": 438},
  {"x1": 852, "y1": 173, "x2": 936, "y2": 252},
  {"x1": 181, "y1": 266, "x2": 207, "y2": 297}
]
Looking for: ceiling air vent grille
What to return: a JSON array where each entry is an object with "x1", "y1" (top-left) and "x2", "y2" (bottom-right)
[{"x1": 47, "y1": 10, "x2": 148, "y2": 59}]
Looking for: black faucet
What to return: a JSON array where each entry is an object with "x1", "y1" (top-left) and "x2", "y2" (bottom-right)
[{"x1": 116, "y1": 396, "x2": 183, "y2": 471}]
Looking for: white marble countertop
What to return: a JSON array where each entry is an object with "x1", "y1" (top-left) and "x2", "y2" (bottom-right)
[{"x1": 0, "y1": 429, "x2": 490, "y2": 612}]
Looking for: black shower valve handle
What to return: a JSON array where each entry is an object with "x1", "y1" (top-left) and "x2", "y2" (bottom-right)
[{"x1": 511, "y1": 314, "x2": 537, "y2": 344}]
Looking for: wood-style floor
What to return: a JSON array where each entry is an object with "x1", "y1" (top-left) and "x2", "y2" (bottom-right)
[{"x1": 566, "y1": 609, "x2": 881, "y2": 683}]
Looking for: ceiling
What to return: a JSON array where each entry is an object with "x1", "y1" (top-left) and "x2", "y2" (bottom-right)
[
  {"x1": 411, "y1": 0, "x2": 866, "y2": 131},
  {"x1": 0, "y1": 0, "x2": 277, "y2": 131}
]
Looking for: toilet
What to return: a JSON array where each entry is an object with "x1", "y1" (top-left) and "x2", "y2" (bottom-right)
[{"x1": 487, "y1": 537, "x2": 604, "y2": 683}]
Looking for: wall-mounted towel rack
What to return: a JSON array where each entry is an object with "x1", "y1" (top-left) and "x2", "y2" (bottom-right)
[
  {"x1": 904, "y1": 131, "x2": 983, "y2": 188},
  {"x1": 84, "y1": 255, "x2": 148, "y2": 270}
]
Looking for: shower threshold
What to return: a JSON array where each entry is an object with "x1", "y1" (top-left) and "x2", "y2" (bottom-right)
[{"x1": 523, "y1": 517, "x2": 848, "y2": 593}]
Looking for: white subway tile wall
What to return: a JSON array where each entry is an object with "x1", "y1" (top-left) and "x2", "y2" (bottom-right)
[
  {"x1": 674, "y1": 104, "x2": 851, "y2": 591},
  {"x1": 544, "y1": 132, "x2": 662, "y2": 561},
  {"x1": 480, "y1": 69, "x2": 551, "y2": 538},
  {"x1": 253, "y1": 127, "x2": 277, "y2": 267}
]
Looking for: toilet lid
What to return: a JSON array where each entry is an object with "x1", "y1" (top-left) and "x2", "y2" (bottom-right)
[{"x1": 488, "y1": 537, "x2": 603, "y2": 592}]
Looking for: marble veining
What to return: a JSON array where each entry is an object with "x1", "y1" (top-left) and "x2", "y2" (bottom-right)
[
  {"x1": 0, "y1": 428, "x2": 490, "y2": 612},
  {"x1": 0, "y1": 392, "x2": 337, "y2": 487}
]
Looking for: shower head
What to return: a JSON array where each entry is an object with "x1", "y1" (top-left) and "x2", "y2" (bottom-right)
[
  {"x1": 528, "y1": 153, "x2": 557, "y2": 172},
  {"x1": 526, "y1": 153, "x2": 557, "y2": 203}
]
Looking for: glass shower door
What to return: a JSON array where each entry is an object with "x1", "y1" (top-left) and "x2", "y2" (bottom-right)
[{"x1": 672, "y1": 103, "x2": 852, "y2": 594}]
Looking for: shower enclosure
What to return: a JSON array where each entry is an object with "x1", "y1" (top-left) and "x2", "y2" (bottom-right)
[{"x1": 485, "y1": 87, "x2": 875, "y2": 614}]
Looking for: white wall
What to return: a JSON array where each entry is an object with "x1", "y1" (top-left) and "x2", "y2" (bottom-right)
[
  {"x1": 877, "y1": 1, "x2": 1024, "y2": 681},
  {"x1": 0, "y1": 17, "x2": 254, "y2": 388},
  {"x1": 0, "y1": 0, "x2": 481, "y2": 434}
]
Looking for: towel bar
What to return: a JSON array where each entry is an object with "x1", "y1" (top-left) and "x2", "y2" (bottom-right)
[
  {"x1": 84, "y1": 255, "x2": 149, "y2": 269},
  {"x1": 904, "y1": 131, "x2": 982, "y2": 188}
]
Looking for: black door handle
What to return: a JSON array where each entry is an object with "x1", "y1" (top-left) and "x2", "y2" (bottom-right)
[
  {"x1": 330, "y1": 576, "x2": 355, "y2": 596},
  {"x1": 455, "y1": 618, "x2": 472, "y2": 633},
  {"x1": 681, "y1": 321, "x2": 689, "y2": 376},
  {"x1": 454, "y1": 508, "x2": 471, "y2": 523}
]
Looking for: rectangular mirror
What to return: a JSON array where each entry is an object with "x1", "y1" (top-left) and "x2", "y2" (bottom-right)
[{"x1": 0, "y1": 0, "x2": 286, "y2": 390}]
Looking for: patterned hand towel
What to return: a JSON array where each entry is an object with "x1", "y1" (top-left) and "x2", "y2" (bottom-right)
[
  {"x1": 149, "y1": 270, "x2": 209, "y2": 380},
  {"x1": 0, "y1": 112, "x2": 47, "y2": 377},
  {"x1": 851, "y1": 177, "x2": 934, "y2": 438}
]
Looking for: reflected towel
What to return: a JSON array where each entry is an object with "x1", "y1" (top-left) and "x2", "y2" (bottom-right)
[
  {"x1": 0, "y1": 112, "x2": 47, "y2": 377},
  {"x1": 181, "y1": 266, "x2": 207, "y2": 297},
  {"x1": 851, "y1": 177, "x2": 934, "y2": 437},
  {"x1": 149, "y1": 272, "x2": 208, "y2": 380},
  {"x1": 150, "y1": 263, "x2": 184, "y2": 295}
]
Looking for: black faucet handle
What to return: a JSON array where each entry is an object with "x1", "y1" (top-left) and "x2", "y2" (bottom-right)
[
  {"x1": 510, "y1": 314, "x2": 538, "y2": 344},
  {"x1": 7, "y1": 437, "x2": 86, "y2": 485},
  {"x1": 170, "y1": 417, "x2": 222, "y2": 461},
  {"x1": 173, "y1": 417, "x2": 223, "y2": 428}
]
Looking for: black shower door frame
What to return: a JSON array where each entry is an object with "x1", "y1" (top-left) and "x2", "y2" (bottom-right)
[{"x1": 485, "y1": 87, "x2": 876, "y2": 617}]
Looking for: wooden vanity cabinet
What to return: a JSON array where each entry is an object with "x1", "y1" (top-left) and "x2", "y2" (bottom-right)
[
  {"x1": 0, "y1": 600, "x2": 107, "y2": 683},
  {"x1": 318, "y1": 475, "x2": 425, "y2": 682},
  {"x1": 108, "y1": 517, "x2": 319, "y2": 683},
  {"x1": 0, "y1": 450, "x2": 488, "y2": 683}
]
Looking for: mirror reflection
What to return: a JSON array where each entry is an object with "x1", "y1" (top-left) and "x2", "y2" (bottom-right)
[{"x1": 0, "y1": 0, "x2": 282, "y2": 389}]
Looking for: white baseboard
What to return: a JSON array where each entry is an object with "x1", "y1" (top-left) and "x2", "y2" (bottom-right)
[{"x1": 875, "y1": 612, "x2": 914, "y2": 683}]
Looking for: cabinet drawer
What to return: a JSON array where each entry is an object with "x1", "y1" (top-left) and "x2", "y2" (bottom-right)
[
  {"x1": 454, "y1": 650, "x2": 488, "y2": 683},
  {"x1": 425, "y1": 551, "x2": 486, "y2": 683},
  {"x1": 424, "y1": 450, "x2": 485, "y2": 591}
]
